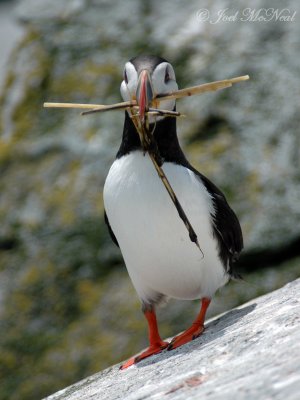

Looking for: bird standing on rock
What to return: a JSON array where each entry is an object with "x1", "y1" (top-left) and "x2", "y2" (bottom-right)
[{"x1": 103, "y1": 55, "x2": 243, "y2": 369}]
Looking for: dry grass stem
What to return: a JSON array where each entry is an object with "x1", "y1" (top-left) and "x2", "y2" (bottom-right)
[{"x1": 43, "y1": 75, "x2": 249, "y2": 115}]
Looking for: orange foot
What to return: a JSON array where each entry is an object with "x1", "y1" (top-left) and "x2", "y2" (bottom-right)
[
  {"x1": 120, "y1": 340, "x2": 169, "y2": 370},
  {"x1": 167, "y1": 324, "x2": 204, "y2": 350}
]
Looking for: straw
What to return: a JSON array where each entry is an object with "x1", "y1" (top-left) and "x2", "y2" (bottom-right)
[{"x1": 43, "y1": 75, "x2": 249, "y2": 114}]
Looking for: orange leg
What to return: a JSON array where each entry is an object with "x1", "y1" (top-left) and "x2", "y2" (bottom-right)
[
  {"x1": 168, "y1": 297, "x2": 211, "y2": 350},
  {"x1": 120, "y1": 308, "x2": 169, "y2": 370}
]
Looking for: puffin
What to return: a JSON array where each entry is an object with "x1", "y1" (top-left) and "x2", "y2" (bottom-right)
[{"x1": 103, "y1": 55, "x2": 243, "y2": 369}]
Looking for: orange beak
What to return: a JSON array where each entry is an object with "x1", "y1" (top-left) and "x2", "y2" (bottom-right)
[{"x1": 136, "y1": 69, "x2": 154, "y2": 122}]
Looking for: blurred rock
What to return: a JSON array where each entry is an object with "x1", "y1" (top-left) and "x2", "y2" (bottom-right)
[{"x1": 0, "y1": 0, "x2": 24, "y2": 90}]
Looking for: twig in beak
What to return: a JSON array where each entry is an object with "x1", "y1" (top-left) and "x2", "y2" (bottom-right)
[
  {"x1": 128, "y1": 107, "x2": 204, "y2": 256},
  {"x1": 43, "y1": 102, "x2": 102, "y2": 109},
  {"x1": 128, "y1": 107, "x2": 183, "y2": 118},
  {"x1": 43, "y1": 101, "x2": 136, "y2": 113},
  {"x1": 80, "y1": 101, "x2": 136, "y2": 115},
  {"x1": 148, "y1": 151, "x2": 204, "y2": 257},
  {"x1": 43, "y1": 75, "x2": 249, "y2": 114},
  {"x1": 157, "y1": 75, "x2": 249, "y2": 101},
  {"x1": 148, "y1": 108, "x2": 183, "y2": 117}
]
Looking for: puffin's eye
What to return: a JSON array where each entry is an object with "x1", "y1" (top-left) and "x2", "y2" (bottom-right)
[
  {"x1": 124, "y1": 69, "x2": 128, "y2": 84},
  {"x1": 164, "y1": 67, "x2": 170, "y2": 83}
]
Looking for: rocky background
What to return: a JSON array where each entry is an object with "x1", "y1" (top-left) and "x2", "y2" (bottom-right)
[{"x1": 0, "y1": 0, "x2": 299, "y2": 399}]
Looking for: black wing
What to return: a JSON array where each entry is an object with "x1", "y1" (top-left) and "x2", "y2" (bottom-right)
[
  {"x1": 189, "y1": 166, "x2": 243, "y2": 278},
  {"x1": 104, "y1": 210, "x2": 119, "y2": 247}
]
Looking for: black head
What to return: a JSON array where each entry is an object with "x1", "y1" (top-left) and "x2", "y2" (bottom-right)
[
  {"x1": 129, "y1": 55, "x2": 169, "y2": 75},
  {"x1": 120, "y1": 55, "x2": 178, "y2": 122}
]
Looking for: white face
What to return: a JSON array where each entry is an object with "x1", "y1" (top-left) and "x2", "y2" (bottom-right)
[{"x1": 120, "y1": 61, "x2": 178, "y2": 120}]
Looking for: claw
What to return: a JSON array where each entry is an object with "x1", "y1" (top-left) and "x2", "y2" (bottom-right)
[
  {"x1": 167, "y1": 325, "x2": 204, "y2": 351},
  {"x1": 167, "y1": 297, "x2": 211, "y2": 351},
  {"x1": 120, "y1": 341, "x2": 169, "y2": 370}
]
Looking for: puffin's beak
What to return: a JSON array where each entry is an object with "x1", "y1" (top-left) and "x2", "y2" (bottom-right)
[{"x1": 136, "y1": 70, "x2": 154, "y2": 122}]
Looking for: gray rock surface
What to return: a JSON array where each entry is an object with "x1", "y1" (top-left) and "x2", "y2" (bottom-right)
[{"x1": 45, "y1": 278, "x2": 300, "y2": 400}]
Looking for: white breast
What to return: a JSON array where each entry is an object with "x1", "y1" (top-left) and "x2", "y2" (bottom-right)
[{"x1": 103, "y1": 152, "x2": 228, "y2": 304}]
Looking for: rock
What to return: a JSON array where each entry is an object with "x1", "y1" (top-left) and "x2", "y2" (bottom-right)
[{"x1": 45, "y1": 278, "x2": 300, "y2": 400}]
